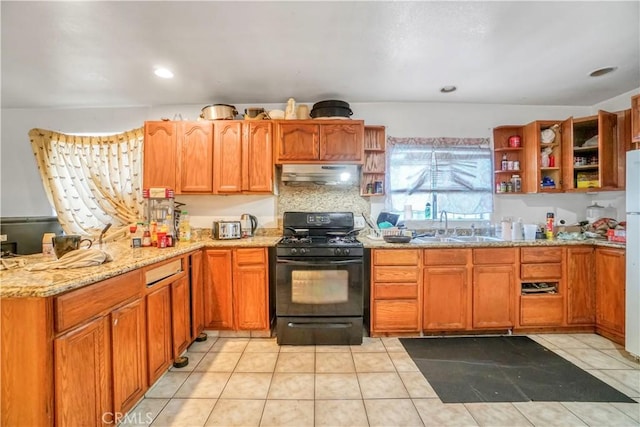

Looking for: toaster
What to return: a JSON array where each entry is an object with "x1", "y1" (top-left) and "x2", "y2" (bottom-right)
[{"x1": 212, "y1": 221, "x2": 242, "y2": 240}]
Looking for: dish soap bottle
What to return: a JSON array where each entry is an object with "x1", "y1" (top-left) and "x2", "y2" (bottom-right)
[{"x1": 424, "y1": 202, "x2": 431, "y2": 219}]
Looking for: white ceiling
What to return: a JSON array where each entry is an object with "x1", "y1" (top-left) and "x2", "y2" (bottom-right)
[{"x1": 2, "y1": 1, "x2": 639, "y2": 109}]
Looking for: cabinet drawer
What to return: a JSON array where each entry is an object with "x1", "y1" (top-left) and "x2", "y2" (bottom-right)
[
  {"x1": 374, "y1": 283, "x2": 418, "y2": 300},
  {"x1": 521, "y1": 263, "x2": 562, "y2": 279},
  {"x1": 521, "y1": 247, "x2": 562, "y2": 263},
  {"x1": 55, "y1": 269, "x2": 143, "y2": 333},
  {"x1": 424, "y1": 249, "x2": 470, "y2": 266},
  {"x1": 373, "y1": 266, "x2": 419, "y2": 283},
  {"x1": 520, "y1": 295, "x2": 563, "y2": 326},
  {"x1": 473, "y1": 248, "x2": 516, "y2": 264},
  {"x1": 372, "y1": 300, "x2": 419, "y2": 332},
  {"x1": 235, "y1": 248, "x2": 266, "y2": 265},
  {"x1": 373, "y1": 249, "x2": 419, "y2": 266}
]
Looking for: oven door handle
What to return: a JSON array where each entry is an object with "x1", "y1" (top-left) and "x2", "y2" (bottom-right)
[{"x1": 277, "y1": 259, "x2": 362, "y2": 266}]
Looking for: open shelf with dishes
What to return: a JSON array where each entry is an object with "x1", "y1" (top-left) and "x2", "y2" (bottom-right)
[
  {"x1": 361, "y1": 125, "x2": 386, "y2": 196},
  {"x1": 493, "y1": 125, "x2": 525, "y2": 194},
  {"x1": 523, "y1": 120, "x2": 563, "y2": 193}
]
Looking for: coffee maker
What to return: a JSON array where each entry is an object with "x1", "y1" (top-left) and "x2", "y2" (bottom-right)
[{"x1": 240, "y1": 214, "x2": 258, "y2": 237}]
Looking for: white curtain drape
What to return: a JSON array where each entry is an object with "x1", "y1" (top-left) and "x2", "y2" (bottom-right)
[{"x1": 29, "y1": 128, "x2": 145, "y2": 240}]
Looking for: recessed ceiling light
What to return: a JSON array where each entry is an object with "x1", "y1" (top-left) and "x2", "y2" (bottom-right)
[
  {"x1": 440, "y1": 85, "x2": 457, "y2": 93},
  {"x1": 154, "y1": 67, "x2": 174, "y2": 79},
  {"x1": 589, "y1": 67, "x2": 617, "y2": 77}
]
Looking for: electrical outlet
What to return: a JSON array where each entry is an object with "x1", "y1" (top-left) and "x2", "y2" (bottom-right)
[
  {"x1": 0, "y1": 234, "x2": 7, "y2": 242},
  {"x1": 354, "y1": 216, "x2": 366, "y2": 229}
]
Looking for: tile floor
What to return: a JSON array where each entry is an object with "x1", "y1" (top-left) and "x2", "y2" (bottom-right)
[{"x1": 123, "y1": 333, "x2": 640, "y2": 426}]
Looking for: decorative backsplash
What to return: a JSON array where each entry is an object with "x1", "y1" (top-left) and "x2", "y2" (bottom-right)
[{"x1": 277, "y1": 184, "x2": 370, "y2": 217}]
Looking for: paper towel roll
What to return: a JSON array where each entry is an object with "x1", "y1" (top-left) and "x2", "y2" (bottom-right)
[
  {"x1": 501, "y1": 221, "x2": 512, "y2": 241},
  {"x1": 511, "y1": 221, "x2": 523, "y2": 241}
]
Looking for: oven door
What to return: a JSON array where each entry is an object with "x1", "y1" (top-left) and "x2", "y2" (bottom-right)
[{"x1": 276, "y1": 257, "x2": 363, "y2": 317}]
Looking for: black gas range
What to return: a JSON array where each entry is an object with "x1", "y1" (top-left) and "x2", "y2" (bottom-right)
[{"x1": 275, "y1": 212, "x2": 364, "y2": 345}]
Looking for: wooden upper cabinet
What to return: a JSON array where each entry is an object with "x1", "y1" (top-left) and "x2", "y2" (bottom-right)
[
  {"x1": 275, "y1": 120, "x2": 364, "y2": 164},
  {"x1": 243, "y1": 122, "x2": 273, "y2": 193},
  {"x1": 213, "y1": 121, "x2": 274, "y2": 194},
  {"x1": 319, "y1": 123, "x2": 364, "y2": 162},
  {"x1": 561, "y1": 110, "x2": 620, "y2": 191},
  {"x1": 177, "y1": 121, "x2": 214, "y2": 193},
  {"x1": 631, "y1": 94, "x2": 640, "y2": 146},
  {"x1": 143, "y1": 121, "x2": 177, "y2": 190},
  {"x1": 523, "y1": 120, "x2": 563, "y2": 193},
  {"x1": 213, "y1": 121, "x2": 244, "y2": 193}
]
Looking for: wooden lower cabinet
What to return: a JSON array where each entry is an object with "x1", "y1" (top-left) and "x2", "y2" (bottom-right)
[
  {"x1": 423, "y1": 249, "x2": 471, "y2": 331},
  {"x1": 190, "y1": 250, "x2": 205, "y2": 339},
  {"x1": 203, "y1": 248, "x2": 270, "y2": 331},
  {"x1": 370, "y1": 249, "x2": 421, "y2": 334},
  {"x1": 595, "y1": 248, "x2": 626, "y2": 343},
  {"x1": 171, "y1": 275, "x2": 191, "y2": 357},
  {"x1": 146, "y1": 284, "x2": 172, "y2": 384},
  {"x1": 55, "y1": 316, "x2": 112, "y2": 427},
  {"x1": 111, "y1": 298, "x2": 147, "y2": 415},
  {"x1": 566, "y1": 246, "x2": 595, "y2": 325},
  {"x1": 518, "y1": 247, "x2": 565, "y2": 327},
  {"x1": 472, "y1": 248, "x2": 517, "y2": 329}
]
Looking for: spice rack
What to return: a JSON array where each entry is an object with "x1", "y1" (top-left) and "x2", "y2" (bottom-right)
[
  {"x1": 493, "y1": 125, "x2": 525, "y2": 194},
  {"x1": 361, "y1": 125, "x2": 386, "y2": 196}
]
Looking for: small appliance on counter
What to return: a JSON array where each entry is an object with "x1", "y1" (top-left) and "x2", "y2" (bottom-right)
[
  {"x1": 212, "y1": 221, "x2": 242, "y2": 240},
  {"x1": 240, "y1": 214, "x2": 258, "y2": 237}
]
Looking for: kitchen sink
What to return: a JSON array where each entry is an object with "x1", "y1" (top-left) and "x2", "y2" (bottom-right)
[
  {"x1": 412, "y1": 236, "x2": 460, "y2": 243},
  {"x1": 412, "y1": 235, "x2": 502, "y2": 243}
]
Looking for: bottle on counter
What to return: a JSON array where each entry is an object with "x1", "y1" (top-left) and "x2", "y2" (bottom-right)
[
  {"x1": 179, "y1": 211, "x2": 191, "y2": 242},
  {"x1": 545, "y1": 212, "x2": 555, "y2": 240},
  {"x1": 142, "y1": 224, "x2": 152, "y2": 247},
  {"x1": 424, "y1": 202, "x2": 431, "y2": 219}
]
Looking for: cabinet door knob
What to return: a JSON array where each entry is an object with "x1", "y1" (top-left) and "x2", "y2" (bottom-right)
[{"x1": 113, "y1": 318, "x2": 118, "y2": 326}]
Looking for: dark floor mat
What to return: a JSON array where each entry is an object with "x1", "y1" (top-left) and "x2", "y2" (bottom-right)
[{"x1": 400, "y1": 336, "x2": 635, "y2": 404}]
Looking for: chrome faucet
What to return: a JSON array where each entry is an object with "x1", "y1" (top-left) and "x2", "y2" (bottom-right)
[
  {"x1": 470, "y1": 224, "x2": 476, "y2": 237},
  {"x1": 439, "y1": 211, "x2": 449, "y2": 235}
]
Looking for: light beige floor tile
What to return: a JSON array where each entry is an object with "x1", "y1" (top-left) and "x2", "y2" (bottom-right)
[
  {"x1": 512, "y1": 402, "x2": 587, "y2": 426},
  {"x1": 260, "y1": 399, "x2": 314, "y2": 427},
  {"x1": 244, "y1": 338, "x2": 280, "y2": 353},
  {"x1": 527, "y1": 334, "x2": 559, "y2": 350},
  {"x1": 120, "y1": 398, "x2": 169, "y2": 427},
  {"x1": 204, "y1": 399, "x2": 264, "y2": 427},
  {"x1": 210, "y1": 337, "x2": 249, "y2": 352},
  {"x1": 610, "y1": 402, "x2": 640, "y2": 422},
  {"x1": 389, "y1": 351, "x2": 420, "y2": 371},
  {"x1": 551, "y1": 349, "x2": 595, "y2": 370},
  {"x1": 535, "y1": 334, "x2": 591, "y2": 349},
  {"x1": 353, "y1": 352, "x2": 396, "y2": 372},
  {"x1": 464, "y1": 402, "x2": 533, "y2": 426},
  {"x1": 151, "y1": 398, "x2": 216, "y2": 427},
  {"x1": 562, "y1": 402, "x2": 639, "y2": 426},
  {"x1": 569, "y1": 333, "x2": 624, "y2": 350},
  {"x1": 174, "y1": 372, "x2": 231, "y2": 398},
  {"x1": 399, "y1": 371, "x2": 438, "y2": 398},
  {"x1": 600, "y1": 369, "x2": 640, "y2": 394},
  {"x1": 275, "y1": 352, "x2": 315, "y2": 373},
  {"x1": 187, "y1": 338, "x2": 215, "y2": 353},
  {"x1": 364, "y1": 398, "x2": 423, "y2": 426},
  {"x1": 235, "y1": 352, "x2": 279, "y2": 373},
  {"x1": 587, "y1": 369, "x2": 640, "y2": 398},
  {"x1": 250, "y1": 330, "x2": 272, "y2": 338},
  {"x1": 194, "y1": 352, "x2": 242, "y2": 372},
  {"x1": 358, "y1": 372, "x2": 409, "y2": 399},
  {"x1": 220, "y1": 372, "x2": 273, "y2": 399},
  {"x1": 267, "y1": 373, "x2": 315, "y2": 399},
  {"x1": 381, "y1": 337, "x2": 408, "y2": 352},
  {"x1": 218, "y1": 330, "x2": 251, "y2": 338},
  {"x1": 316, "y1": 352, "x2": 356, "y2": 373},
  {"x1": 315, "y1": 399, "x2": 369, "y2": 427},
  {"x1": 601, "y1": 349, "x2": 640, "y2": 370},
  {"x1": 315, "y1": 373, "x2": 362, "y2": 399},
  {"x1": 351, "y1": 337, "x2": 386, "y2": 352},
  {"x1": 169, "y1": 351, "x2": 205, "y2": 372},
  {"x1": 315, "y1": 345, "x2": 351, "y2": 353},
  {"x1": 564, "y1": 348, "x2": 633, "y2": 370},
  {"x1": 145, "y1": 372, "x2": 189, "y2": 398},
  {"x1": 279, "y1": 344, "x2": 316, "y2": 353},
  {"x1": 413, "y1": 398, "x2": 478, "y2": 426}
]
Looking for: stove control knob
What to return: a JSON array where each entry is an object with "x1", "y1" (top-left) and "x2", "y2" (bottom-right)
[
  {"x1": 335, "y1": 248, "x2": 342, "y2": 255},
  {"x1": 343, "y1": 248, "x2": 350, "y2": 255},
  {"x1": 291, "y1": 248, "x2": 298, "y2": 255},
  {"x1": 299, "y1": 248, "x2": 307, "y2": 255}
]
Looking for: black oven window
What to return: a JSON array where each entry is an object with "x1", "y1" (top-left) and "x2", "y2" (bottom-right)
[{"x1": 291, "y1": 270, "x2": 349, "y2": 304}]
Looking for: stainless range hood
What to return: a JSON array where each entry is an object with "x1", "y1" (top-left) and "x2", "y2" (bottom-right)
[{"x1": 280, "y1": 164, "x2": 359, "y2": 185}]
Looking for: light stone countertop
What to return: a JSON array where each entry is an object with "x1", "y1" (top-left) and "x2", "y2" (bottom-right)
[{"x1": 0, "y1": 235, "x2": 623, "y2": 298}]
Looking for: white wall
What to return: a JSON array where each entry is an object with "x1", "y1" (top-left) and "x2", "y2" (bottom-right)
[{"x1": 1, "y1": 96, "x2": 634, "y2": 228}]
